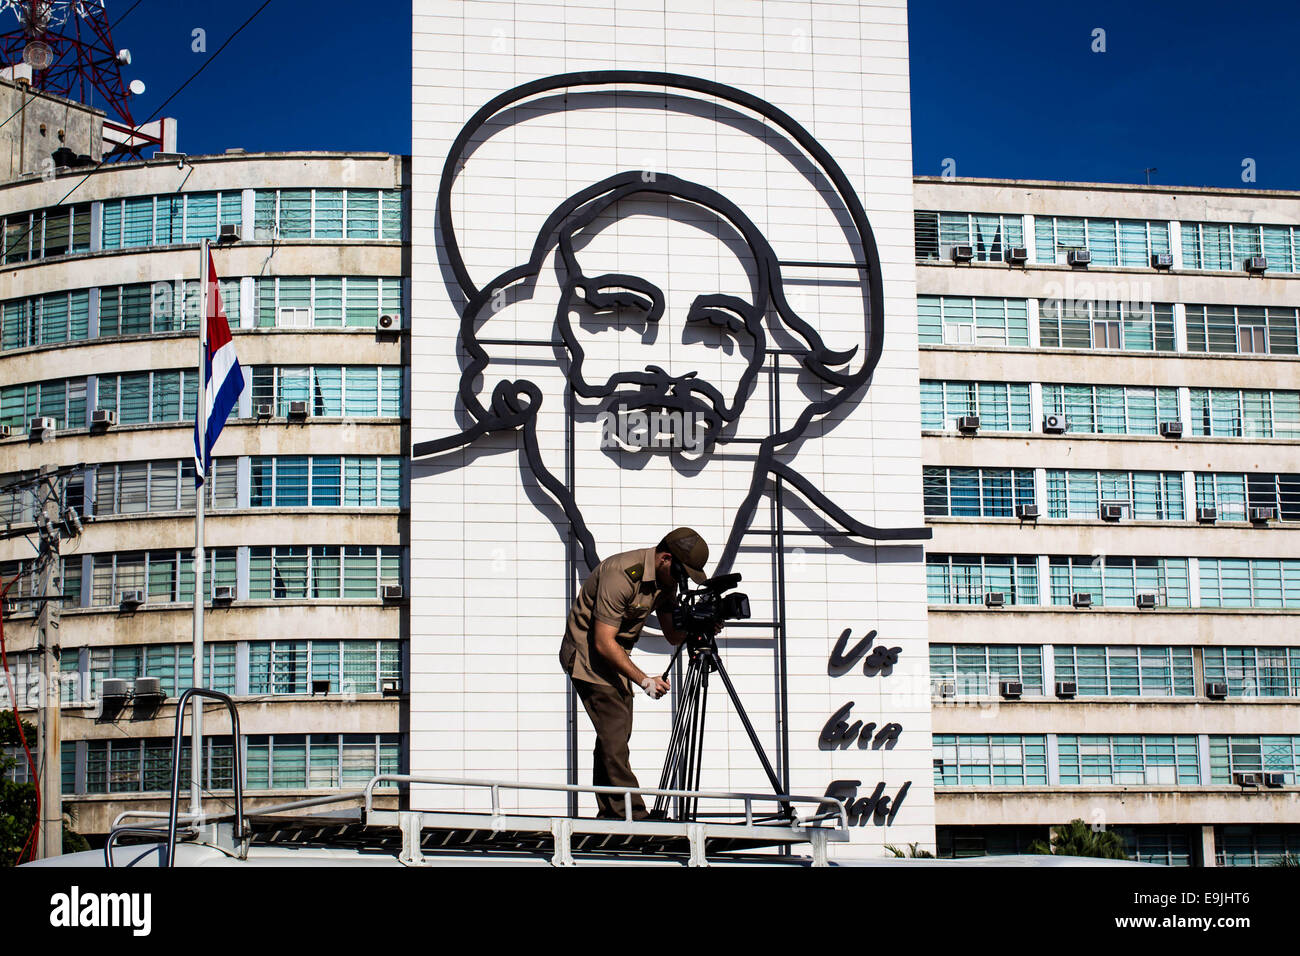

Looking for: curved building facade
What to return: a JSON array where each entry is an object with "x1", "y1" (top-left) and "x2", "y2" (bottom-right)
[{"x1": 1, "y1": 145, "x2": 410, "y2": 834}]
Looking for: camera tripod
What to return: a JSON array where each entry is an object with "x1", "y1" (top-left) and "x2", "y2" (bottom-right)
[{"x1": 653, "y1": 631, "x2": 790, "y2": 822}]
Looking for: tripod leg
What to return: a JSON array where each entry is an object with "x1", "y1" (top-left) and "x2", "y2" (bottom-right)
[
  {"x1": 655, "y1": 654, "x2": 702, "y2": 816},
  {"x1": 688, "y1": 660, "x2": 710, "y2": 821},
  {"x1": 710, "y1": 652, "x2": 790, "y2": 814}
]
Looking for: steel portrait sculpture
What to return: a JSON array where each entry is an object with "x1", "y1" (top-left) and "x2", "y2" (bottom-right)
[{"x1": 414, "y1": 71, "x2": 931, "y2": 578}]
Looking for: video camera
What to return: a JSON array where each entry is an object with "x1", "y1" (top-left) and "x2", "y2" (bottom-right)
[{"x1": 670, "y1": 565, "x2": 751, "y2": 638}]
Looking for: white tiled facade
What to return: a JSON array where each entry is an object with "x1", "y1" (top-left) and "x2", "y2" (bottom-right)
[{"x1": 410, "y1": 0, "x2": 933, "y2": 853}]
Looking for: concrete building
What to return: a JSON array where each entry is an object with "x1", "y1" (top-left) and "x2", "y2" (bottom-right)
[
  {"x1": 916, "y1": 177, "x2": 1300, "y2": 866},
  {"x1": 0, "y1": 92, "x2": 411, "y2": 835}
]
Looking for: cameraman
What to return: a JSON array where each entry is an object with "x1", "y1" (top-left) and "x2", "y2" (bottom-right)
[{"x1": 559, "y1": 528, "x2": 711, "y2": 820}]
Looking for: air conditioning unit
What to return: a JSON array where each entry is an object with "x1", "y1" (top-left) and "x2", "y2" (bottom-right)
[
  {"x1": 278, "y1": 307, "x2": 311, "y2": 328},
  {"x1": 1005, "y1": 246, "x2": 1029, "y2": 264},
  {"x1": 0, "y1": 425, "x2": 17, "y2": 438},
  {"x1": 1244, "y1": 256, "x2": 1268, "y2": 273},
  {"x1": 1055, "y1": 681, "x2": 1078, "y2": 699},
  {"x1": 1067, "y1": 248, "x2": 1092, "y2": 266},
  {"x1": 1159, "y1": 421, "x2": 1183, "y2": 439},
  {"x1": 1263, "y1": 773, "x2": 1286, "y2": 788},
  {"x1": 1015, "y1": 503, "x2": 1039, "y2": 520},
  {"x1": 382, "y1": 583, "x2": 405, "y2": 601},
  {"x1": 286, "y1": 400, "x2": 309, "y2": 420},
  {"x1": 132, "y1": 677, "x2": 164, "y2": 701},
  {"x1": 1233, "y1": 772, "x2": 1262, "y2": 787},
  {"x1": 212, "y1": 585, "x2": 236, "y2": 603},
  {"x1": 956, "y1": 414, "x2": 981, "y2": 433},
  {"x1": 984, "y1": 591, "x2": 1006, "y2": 608},
  {"x1": 951, "y1": 244, "x2": 974, "y2": 262},
  {"x1": 999, "y1": 680, "x2": 1023, "y2": 699},
  {"x1": 1043, "y1": 414, "x2": 1066, "y2": 434},
  {"x1": 2, "y1": 599, "x2": 22, "y2": 615},
  {"x1": 934, "y1": 680, "x2": 957, "y2": 699},
  {"x1": 1206, "y1": 682, "x2": 1229, "y2": 699},
  {"x1": 100, "y1": 678, "x2": 130, "y2": 700},
  {"x1": 218, "y1": 223, "x2": 241, "y2": 243},
  {"x1": 1072, "y1": 592, "x2": 1093, "y2": 608},
  {"x1": 1196, "y1": 506, "x2": 1217, "y2": 523},
  {"x1": 91, "y1": 408, "x2": 117, "y2": 428},
  {"x1": 255, "y1": 403, "x2": 274, "y2": 418},
  {"x1": 1151, "y1": 252, "x2": 1173, "y2": 269},
  {"x1": 29, "y1": 417, "x2": 55, "y2": 435},
  {"x1": 1100, "y1": 503, "x2": 1124, "y2": 521},
  {"x1": 117, "y1": 589, "x2": 144, "y2": 608},
  {"x1": 1136, "y1": 592, "x2": 1157, "y2": 609},
  {"x1": 1249, "y1": 507, "x2": 1275, "y2": 523},
  {"x1": 381, "y1": 677, "x2": 401, "y2": 697},
  {"x1": 377, "y1": 313, "x2": 399, "y2": 331}
]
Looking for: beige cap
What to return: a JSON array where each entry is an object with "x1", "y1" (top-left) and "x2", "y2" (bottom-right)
[{"x1": 661, "y1": 527, "x2": 709, "y2": 584}]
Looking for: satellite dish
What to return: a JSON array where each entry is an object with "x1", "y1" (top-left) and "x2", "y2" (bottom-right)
[
  {"x1": 22, "y1": 41, "x2": 54, "y2": 70},
  {"x1": 129, "y1": 79, "x2": 146, "y2": 96},
  {"x1": 117, "y1": 48, "x2": 132, "y2": 65}
]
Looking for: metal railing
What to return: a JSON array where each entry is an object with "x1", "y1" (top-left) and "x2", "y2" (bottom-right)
[
  {"x1": 102, "y1": 688, "x2": 246, "y2": 867},
  {"x1": 362, "y1": 774, "x2": 848, "y2": 830}
]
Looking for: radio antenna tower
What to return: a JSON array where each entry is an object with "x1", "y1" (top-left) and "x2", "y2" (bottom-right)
[{"x1": 0, "y1": 0, "x2": 162, "y2": 158}]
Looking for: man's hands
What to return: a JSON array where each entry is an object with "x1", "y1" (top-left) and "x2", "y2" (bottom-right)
[{"x1": 640, "y1": 675, "x2": 670, "y2": 700}]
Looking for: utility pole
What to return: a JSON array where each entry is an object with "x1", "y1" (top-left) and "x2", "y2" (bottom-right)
[{"x1": 34, "y1": 464, "x2": 63, "y2": 860}]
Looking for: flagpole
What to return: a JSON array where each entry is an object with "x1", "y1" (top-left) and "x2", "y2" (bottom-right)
[{"x1": 192, "y1": 237, "x2": 208, "y2": 819}]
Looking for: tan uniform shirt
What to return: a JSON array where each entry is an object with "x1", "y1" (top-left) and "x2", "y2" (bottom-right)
[{"x1": 559, "y1": 547, "x2": 671, "y2": 694}]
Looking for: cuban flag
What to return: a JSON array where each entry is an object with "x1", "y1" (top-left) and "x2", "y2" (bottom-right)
[{"x1": 193, "y1": 250, "x2": 245, "y2": 487}]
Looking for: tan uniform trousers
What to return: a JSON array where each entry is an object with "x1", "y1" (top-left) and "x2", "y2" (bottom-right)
[{"x1": 570, "y1": 677, "x2": 649, "y2": 820}]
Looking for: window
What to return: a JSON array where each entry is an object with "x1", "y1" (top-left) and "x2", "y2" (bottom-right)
[
  {"x1": 1182, "y1": 222, "x2": 1299, "y2": 273},
  {"x1": 914, "y1": 212, "x2": 1024, "y2": 262},
  {"x1": 1, "y1": 290, "x2": 91, "y2": 351},
  {"x1": 90, "y1": 549, "x2": 236, "y2": 606},
  {"x1": 81, "y1": 738, "x2": 235, "y2": 794},
  {"x1": 1038, "y1": 300, "x2": 1174, "y2": 352},
  {"x1": 929, "y1": 646, "x2": 1044, "y2": 696},
  {"x1": 1034, "y1": 217, "x2": 1170, "y2": 267},
  {"x1": 923, "y1": 467, "x2": 1035, "y2": 517},
  {"x1": 1186, "y1": 305, "x2": 1299, "y2": 355},
  {"x1": 93, "y1": 459, "x2": 236, "y2": 515},
  {"x1": 100, "y1": 192, "x2": 242, "y2": 250},
  {"x1": 248, "y1": 640, "x2": 399, "y2": 695},
  {"x1": 1041, "y1": 384, "x2": 1179, "y2": 435},
  {"x1": 917, "y1": 296, "x2": 1029, "y2": 346},
  {"x1": 1203, "y1": 647, "x2": 1300, "y2": 698},
  {"x1": 1216, "y1": 826, "x2": 1300, "y2": 867},
  {"x1": 1196, "y1": 472, "x2": 1300, "y2": 522},
  {"x1": 254, "y1": 276, "x2": 402, "y2": 328},
  {"x1": 248, "y1": 546, "x2": 401, "y2": 600},
  {"x1": 0, "y1": 377, "x2": 88, "y2": 430},
  {"x1": 1209, "y1": 736, "x2": 1300, "y2": 785},
  {"x1": 1053, "y1": 646, "x2": 1195, "y2": 697},
  {"x1": 249, "y1": 366, "x2": 403, "y2": 418},
  {"x1": 1199, "y1": 559, "x2": 1300, "y2": 608},
  {"x1": 1049, "y1": 556, "x2": 1189, "y2": 607},
  {"x1": 1058, "y1": 736, "x2": 1199, "y2": 785},
  {"x1": 249, "y1": 456, "x2": 401, "y2": 507},
  {"x1": 253, "y1": 188, "x2": 402, "y2": 241},
  {"x1": 926, "y1": 554, "x2": 1039, "y2": 605},
  {"x1": 1045, "y1": 470, "x2": 1184, "y2": 521},
  {"x1": 243, "y1": 733, "x2": 400, "y2": 790},
  {"x1": 932, "y1": 735, "x2": 1047, "y2": 786},
  {"x1": 1, "y1": 203, "x2": 91, "y2": 264},
  {"x1": 1189, "y1": 389, "x2": 1300, "y2": 439},
  {"x1": 920, "y1": 381, "x2": 1032, "y2": 432},
  {"x1": 95, "y1": 370, "x2": 206, "y2": 425},
  {"x1": 85, "y1": 644, "x2": 235, "y2": 698}
]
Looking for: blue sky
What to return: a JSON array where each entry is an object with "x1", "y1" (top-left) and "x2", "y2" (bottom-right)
[{"x1": 89, "y1": 0, "x2": 1300, "y2": 189}]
